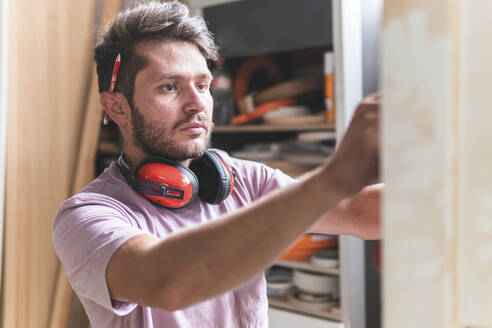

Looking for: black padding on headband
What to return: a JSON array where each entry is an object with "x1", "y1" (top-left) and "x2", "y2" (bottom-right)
[
  {"x1": 190, "y1": 150, "x2": 232, "y2": 204},
  {"x1": 118, "y1": 154, "x2": 137, "y2": 186}
]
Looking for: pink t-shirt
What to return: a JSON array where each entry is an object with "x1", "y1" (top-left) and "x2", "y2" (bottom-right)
[{"x1": 53, "y1": 150, "x2": 294, "y2": 328}]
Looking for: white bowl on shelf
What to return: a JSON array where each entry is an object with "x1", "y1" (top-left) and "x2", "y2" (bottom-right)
[
  {"x1": 267, "y1": 280, "x2": 293, "y2": 297},
  {"x1": 292, "y1": 270, "x2": 339, "y2": 296},
  {"x1": 296, "y1": 290, "x2": 333, "y2": 302},
  {"x1": 287, "y1": 290, "x2": 337, "y2": 312},
  {"x1": 266, "y1": 266, "x2": 293, "y2": 297},
  {"x1": 310, "y1": 249, "x2": 339, "y2": 268}
]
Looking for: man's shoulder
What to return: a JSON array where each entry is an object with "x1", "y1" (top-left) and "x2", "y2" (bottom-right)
[
  {"x1": 210, "y1": 148, "x2": 268, "y2": 171},
  {"x1": 210, "y1": 148, "x2": 295, "y2": 198},
  {"x1": 56, "y1": 162, "x2": 135, "y2": 217}
]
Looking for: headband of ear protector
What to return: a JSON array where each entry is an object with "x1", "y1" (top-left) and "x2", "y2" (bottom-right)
[{"x1": 117, "y1": 150, "x2": 235, "y2": 209}]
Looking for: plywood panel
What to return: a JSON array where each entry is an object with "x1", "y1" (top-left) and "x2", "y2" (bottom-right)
[
  {"x1": 2, "y1": 0, "x2": 95, "y2": 327},
  {"x1": 382, "y1": 1, "x2": 458, "y2": 327},
  {"x1": 49, "y1": 1, "x2": 122, "y2": 327},
  {"x1": 457, "y1": 1, "x2": 492, "y2": 326},
  {"x1": 0, "y1": 0, "x2": 10, "y2": 298}
]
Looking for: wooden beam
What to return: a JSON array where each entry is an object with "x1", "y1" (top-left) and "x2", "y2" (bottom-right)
[
  {"x1": 382, "y1": 1, "x2": 458, "y2": 327},
  {"x1": 48, "y1": 1, "x2": 122, "y2": 328},
  {"x1": 2, "y1": 0, "x2": 96, "y2": 327},
  {"x1": 456, "y1": 1, "x2": 492, "y2": 326}
]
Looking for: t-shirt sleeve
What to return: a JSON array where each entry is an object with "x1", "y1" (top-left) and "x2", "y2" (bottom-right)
[
  {"x1": 53, "y1": 194, "x2": 151, "y2": 316},
  {"x1": 258, "y1": 166, "x2": 297, "y2": 197},
  {"x1": 230, "y1": 156, "x2": 297, "y2": 200}
]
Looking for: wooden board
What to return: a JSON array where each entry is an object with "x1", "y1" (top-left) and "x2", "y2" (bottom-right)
[
  {"x1": 383, "y1": 0, "x2": 492, "y2": 327},
  {"x1": 48, "y1": 2, "x2": 122, "y2": 328},
  {"x1": 382, "y1": 1, "x2": 457, "y2": 327},
  {"x1": 0, "y1": 0, "x2": 9, "y2": 297},
  {"x1": 457, "y1": 1, "x2": 492, "y2": 326},
  {"x1": 1, "y1": 1, "x2": 96, "y2": 327}
]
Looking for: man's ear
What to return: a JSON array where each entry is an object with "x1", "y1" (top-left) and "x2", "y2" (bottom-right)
[{"x1": 100, "y1": 92, "x2": 131, "y2": 127}]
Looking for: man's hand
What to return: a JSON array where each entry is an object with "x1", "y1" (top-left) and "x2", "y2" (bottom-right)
[
  {"x1": 308, "y1": 183, "x2": 383, "y2": 240},
  {"x1": 325, "y1": 94, "x2": 380, "y2": 196}
]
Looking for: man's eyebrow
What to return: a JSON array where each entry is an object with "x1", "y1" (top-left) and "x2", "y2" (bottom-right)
[
  {"x1": 155, "y1": 73, "x2": 213, "y2": 81},
  {"x1": 197, "y1": 73, "x2": 213, "y2": 80}
]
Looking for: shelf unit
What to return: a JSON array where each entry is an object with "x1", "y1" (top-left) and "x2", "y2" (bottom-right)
[
  {"x1": 273, "y1": 259, "x2": 340, "y2": 276},
  {"x1": 268, "y1": 259, "x2": 342, "y2": 322},
  {"x1": 213, "y1": 123, "x2": 336, "y2": 133},
  {"x1": 269, "y1": 295, "x2": 341, "y2": 322}
]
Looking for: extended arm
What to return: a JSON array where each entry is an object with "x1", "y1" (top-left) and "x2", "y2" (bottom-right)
[{"x1": 106, "y1": 95, "x2": 380, "y2": 311}]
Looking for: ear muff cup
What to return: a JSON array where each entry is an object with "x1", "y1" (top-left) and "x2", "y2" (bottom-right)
[
  {"x1": 189, "y1": 150, "x2": 234, "y2": 204},
  {"x1": 134, "y1": 157, "x2": 199, "y2": 208},
  {"x1": 118, "y1": 155, "x2": 199, "y2": 209},
  {"x1": 117, "y1": 150, "x2": 234, "y2": 209}
]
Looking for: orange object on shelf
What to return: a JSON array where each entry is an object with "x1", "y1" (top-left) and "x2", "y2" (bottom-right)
[
  {"x1": 280, "y1": 235, "x2": 338, "y2": 260},
  {"x1": 324, "y1": 52, "x2": 335, "y2": 122},
  {"x1": 234, "y1": 55, "x2": 281, "y2": 102},
  {"x1": 325, "y1": 73, "x2": 334, "y2": 121},
  {"x1": 232, "y1": 98, "x2": 296, "y2": 125}
]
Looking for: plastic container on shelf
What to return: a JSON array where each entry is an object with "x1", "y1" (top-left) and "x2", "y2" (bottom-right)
[
  {"x1": 211, "y1": 59, "x2": 235, "y2": 126},
  {"x1": 324, "y1": 52, "x2": 335, "y2": 122}
]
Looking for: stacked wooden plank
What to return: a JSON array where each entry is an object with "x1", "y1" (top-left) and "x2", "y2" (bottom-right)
[
  {"x1": 49, "y1": 2, "x2": 122, "y2": 327},
  {"x1": 1, "y1": 0, "x2": 120, "y2": 327}
]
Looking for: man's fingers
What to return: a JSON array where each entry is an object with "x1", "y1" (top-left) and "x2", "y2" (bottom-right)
[
  {"x1": 356, "y1": 93, "x2": 380, "y2": 114},
  {"x1": 364, "y1": 93, "x2": 381, "y2": 103}
]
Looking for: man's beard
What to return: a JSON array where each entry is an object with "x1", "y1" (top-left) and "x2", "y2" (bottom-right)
[{"x1": 130, "y1": 104, "x2": 214, "y2": 161}]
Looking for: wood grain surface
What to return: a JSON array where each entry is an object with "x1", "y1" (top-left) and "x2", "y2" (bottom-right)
[
  {"x1": 382, "y1": 0, "x2": 457, "y2": 327},
  {"x1": 48, "y1": 2, "x2": 123, "y2": 328},
  {"x1": 1, "y1": 0, "x2": 104, "y2": 327}
]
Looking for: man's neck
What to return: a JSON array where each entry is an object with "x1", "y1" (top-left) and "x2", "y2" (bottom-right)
[
  {"x1": 122, "y1": 145, "x2": 192, "y2": 171},
  {"x1": 122, "y1": 145, "x2": 146, "y2": 172}
]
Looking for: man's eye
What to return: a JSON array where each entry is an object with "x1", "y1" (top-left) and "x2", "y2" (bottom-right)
[
  {"x1": 196, "y1": 83, "x2": 209, "y2": 92},
  {"x1": 161, "y1": 84, "x2": 176, "y2": 92}
]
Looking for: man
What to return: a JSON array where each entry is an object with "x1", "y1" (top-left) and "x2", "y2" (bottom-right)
[{"x1": 53, "y1": 1, "x2": 380, "y2": 327}]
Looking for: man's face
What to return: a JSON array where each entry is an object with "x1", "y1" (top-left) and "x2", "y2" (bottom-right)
[{"x1": 130, "y1": 40, "x2": 214, "y2": 161}]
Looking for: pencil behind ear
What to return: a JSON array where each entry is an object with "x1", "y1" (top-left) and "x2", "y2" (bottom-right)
[{"x1": 103, "y1": 54, "x2": 122, "y2": 125}]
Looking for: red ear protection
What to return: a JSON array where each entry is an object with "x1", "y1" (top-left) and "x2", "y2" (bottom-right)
[{"x1": 118, "y1": 150, "x2": 234, "y2": 209}]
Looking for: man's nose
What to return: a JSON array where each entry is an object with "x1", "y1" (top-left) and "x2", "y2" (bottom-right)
[{"x1": 182, "y1": 84, "x2": 206, "y2": 114}]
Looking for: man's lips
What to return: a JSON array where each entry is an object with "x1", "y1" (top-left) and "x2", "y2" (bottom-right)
[{"x1": 179, "y1": 122, "x2": 207, "y2": 133}]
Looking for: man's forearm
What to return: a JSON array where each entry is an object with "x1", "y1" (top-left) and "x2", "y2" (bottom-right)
[
  {"x1": 307, "y1": 183, "x2": 382, "y2": 239},
  {"x1": 125, "y1": 165, "x2": 351, "y2": 310}
]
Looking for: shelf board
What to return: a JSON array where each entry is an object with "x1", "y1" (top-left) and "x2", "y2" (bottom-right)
[
  {"x1": 213, "y1": 123, "x2": 335, "y2": 133},
  {"x1": 268, "y1": 296, "x2": 341, "y2": 322},
  {"x1": 273, "y1": 259, "x2": 340, "y2": 275}
]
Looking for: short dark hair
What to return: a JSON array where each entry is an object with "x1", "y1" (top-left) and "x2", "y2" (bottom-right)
[{"x1": 95, "y1": 0, "x2": 219, "y2": 103}]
